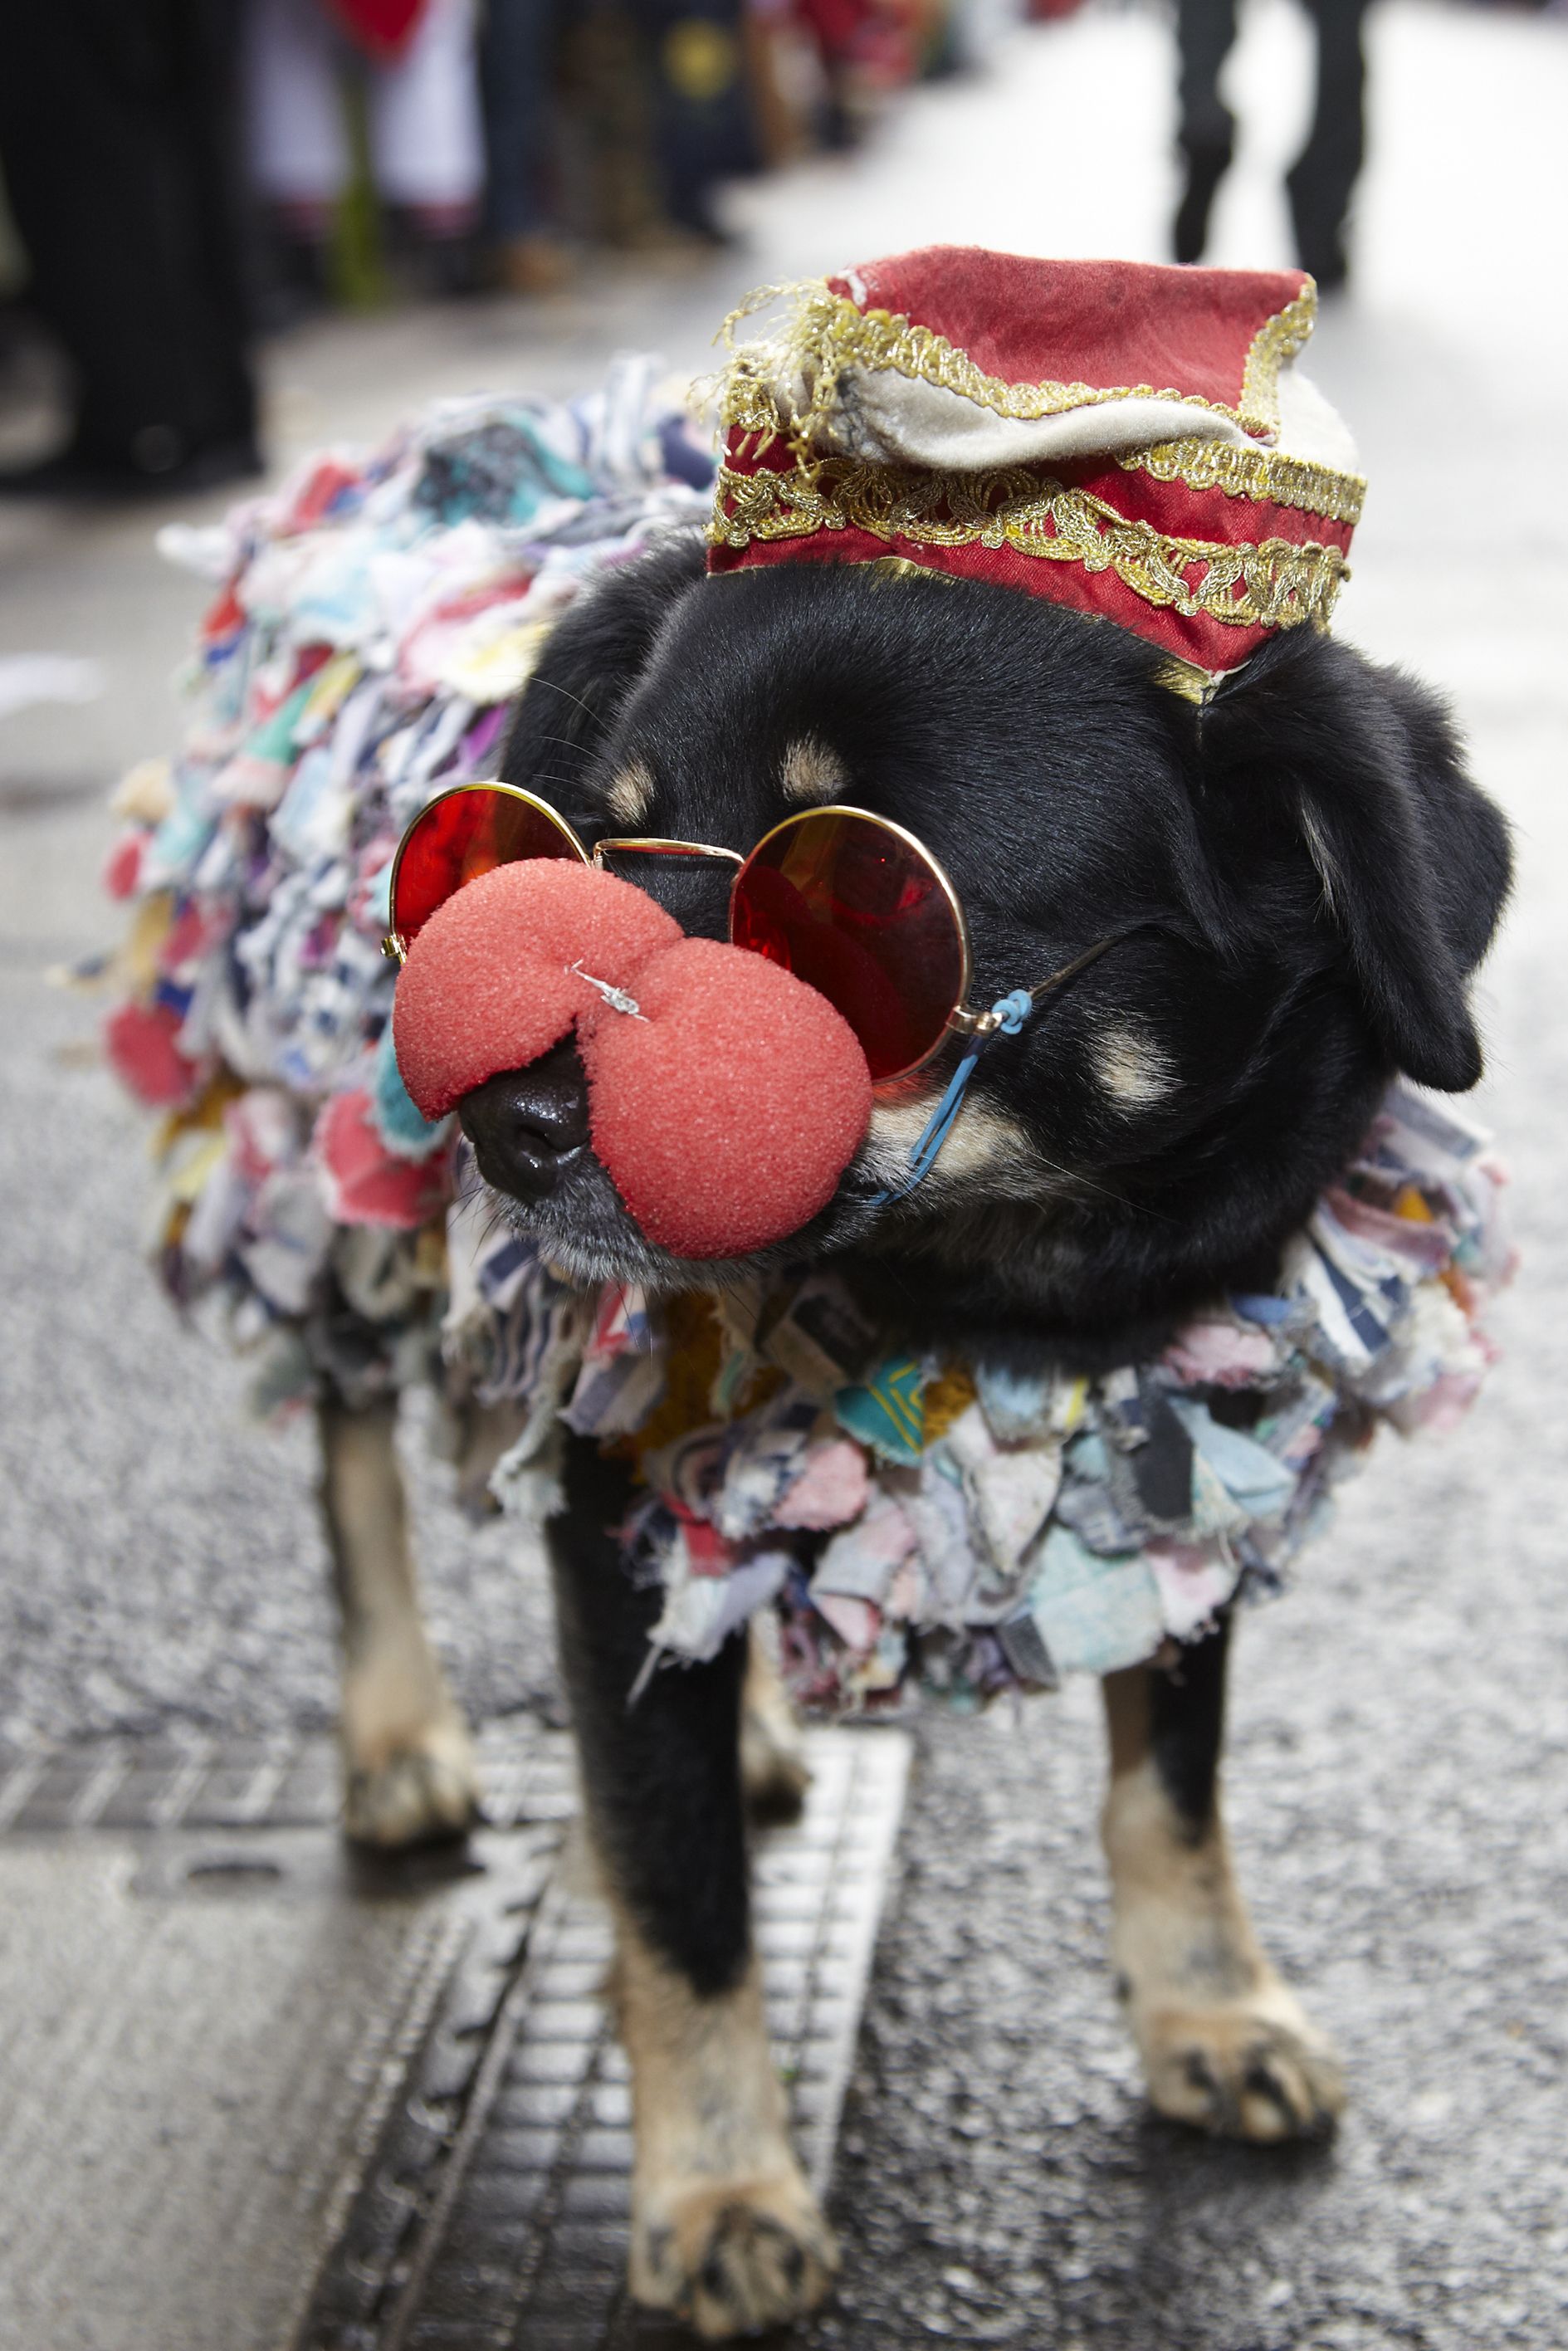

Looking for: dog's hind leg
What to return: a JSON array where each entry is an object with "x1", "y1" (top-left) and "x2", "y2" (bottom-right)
[
  {"x1": 550, "y1": 1436, "x2": 836, "y2": 2339},
  {"x1": 318, "y1": 1393, "x2": 481, "y2": 1847},
  {"x1": 1100, "y1": 1618, "x2": 1344, "y2": 2140},
  {"x1": 739, "y1": 1626, "x2": 810, "y2": 1824}
]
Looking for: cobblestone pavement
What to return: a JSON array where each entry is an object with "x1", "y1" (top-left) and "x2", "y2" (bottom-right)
[{"x1": 2, "y1": 4, "x2": 1567, "y2": 2346}]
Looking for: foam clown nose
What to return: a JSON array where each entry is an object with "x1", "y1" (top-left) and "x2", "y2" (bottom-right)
[{"x1": 391, "y1": 860, "x2": 873, "y2": 1259}]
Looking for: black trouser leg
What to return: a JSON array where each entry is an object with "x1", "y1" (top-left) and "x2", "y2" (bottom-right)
[
  {"x1": 0, "y1": 0, "x2": 258, "y2": 474},
  {"x1": 1288, "y1": 0, "x2": 1369, "y2": 286},
  {"x1": 1173, "y1": 0, "x2": 1239, "y2": 262}
]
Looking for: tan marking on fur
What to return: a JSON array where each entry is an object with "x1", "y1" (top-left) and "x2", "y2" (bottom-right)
[
  {"x1": 740, "y1": 1627, "x2": 811, "y2": 1821},
  {"x1": 318, "y1": 1397, "x2": 479, "y2": 1845},
  {"x1": 1100, "y1": 1669, "x2": 1344, "y2": 2140},
  {"x1": 606, "y1": 758, "x2": 655, "y2": 826},
  {"x1": 780, "y1": 737, "x2": 848, "y2": 804},
  {"x1": 613, "y1": 1908, "x2": 837, "y2": 2336},
  {"x1": 862, "y1": 1091, "x2": 1052, "y2": 1200},
  {"x1": 1097, "y1": 1019, "x2": 1177, "y2": 1111}
]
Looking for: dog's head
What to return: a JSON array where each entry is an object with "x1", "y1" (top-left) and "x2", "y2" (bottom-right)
[{"x1": 451, "y1": 535, "x2": 1509, "y2": 1356}]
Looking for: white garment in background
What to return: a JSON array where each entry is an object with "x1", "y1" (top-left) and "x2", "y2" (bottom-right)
[{"x1": 245, "y1": 0, "x2": 483, "y2": 209}]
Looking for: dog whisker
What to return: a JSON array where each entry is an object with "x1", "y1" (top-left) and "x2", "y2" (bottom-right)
[{"x1": 521, "y1": 673, "x2": 608, "y2": 733}]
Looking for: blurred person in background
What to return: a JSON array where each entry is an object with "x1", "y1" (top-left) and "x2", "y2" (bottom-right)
[
  {"x1": 784, "y1": 0, "x2": 924, "y2": 148},
  {"x1": 628, "y1": 0, "x2": 762, "y2": 242},
  {"x1": 245, "y1": 0, "x2": 486, "y2": 302},
  {"x1": 0, "y1": 0, "x2": 261, "y2": 497},
  {"x1": 481, "y1": 0, "x2": 570, "y2": 290},
  {"x1": 550, "y1": 2, "x2": 760, "y2": 254},
  {"x1": 1173, "y1": 0, "x2": 1367, "y2": 286}
]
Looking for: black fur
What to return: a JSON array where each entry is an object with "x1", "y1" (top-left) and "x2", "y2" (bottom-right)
[
  {"x1": 487, "y1": 535, "x2": 1510, "y2": 1360},
  {"x1": 469, "y1": 537, "x2": 1510, "y2": 2000},
  {"x1": 548, "y1": 1435, "x2": 751, "y2": 1994},
  {"x1": 1147, "y1": 1614, "x2": 1232, "y2": 1841}
]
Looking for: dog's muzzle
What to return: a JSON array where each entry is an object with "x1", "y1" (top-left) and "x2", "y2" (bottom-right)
[{"x1": 391, "y1": 858, "x2": 872, "y2": 1259}]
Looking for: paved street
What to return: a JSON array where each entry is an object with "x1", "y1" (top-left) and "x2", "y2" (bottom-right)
[{"x1": 2, "y1": 3, "x2": 1567, "y2": 2345}]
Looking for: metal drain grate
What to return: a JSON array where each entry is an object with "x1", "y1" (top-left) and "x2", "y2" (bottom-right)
[
  {"x1": 2, "y1": 1722, "x2": 907, "y2": 2349},
  {"x1": 296, "y1": 1728, "x2": 910, "y2": 2351},
  {"x1": 0, "y1": 1718, "x2": 579, "y2": 1839}
]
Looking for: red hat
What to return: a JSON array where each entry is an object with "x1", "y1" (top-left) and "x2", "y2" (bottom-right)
[{"x1": 706, "y1": 246, "x2": 1364, "y2": 677}]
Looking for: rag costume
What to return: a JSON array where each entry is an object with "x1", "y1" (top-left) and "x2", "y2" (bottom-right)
[{"x1": 97, "y1": 251, "x2": 1507, "y2": 1716}]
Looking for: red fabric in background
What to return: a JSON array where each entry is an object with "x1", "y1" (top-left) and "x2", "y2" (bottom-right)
[
  {"x1": 827, "y1": 247, "x2": 1308, "y2": 420},
  {"x1": 325, "y1": 0, "x2": 427, "y2": 59}
]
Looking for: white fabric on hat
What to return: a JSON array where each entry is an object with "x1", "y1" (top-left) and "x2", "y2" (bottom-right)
[
  {"x1": 773, "y1": 345, "x2": 1359, "y2": 478},
  {"x1": 1274, "y1": 369, "x2": 1362, "y2": 474}
]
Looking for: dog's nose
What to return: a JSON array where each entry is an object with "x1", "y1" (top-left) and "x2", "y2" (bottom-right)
[{"x1": 458, "y1": 1037, "x2": 590, "y2": 1201}]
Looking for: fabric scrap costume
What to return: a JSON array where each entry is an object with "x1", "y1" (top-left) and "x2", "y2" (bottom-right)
[{"x1": 98, "y1": 249, "x2": 1510, "y2": 1718}]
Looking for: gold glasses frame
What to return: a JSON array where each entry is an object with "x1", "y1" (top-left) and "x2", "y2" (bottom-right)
[{"x1": 383, "y1": 779, "x2": 1116, "y2": 1083}]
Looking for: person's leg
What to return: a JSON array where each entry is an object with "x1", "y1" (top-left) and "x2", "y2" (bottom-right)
[
  {"x1": 243, "y1": 0, "x2": 354, "y2": 313},
  {"x1": 1101, "y1": 1619, "x2": 1344, "y2": 2138},
  {"x1": 550, "y1": 1435, "x2": 834, "y2": 2333},
  {"x1": 244, "y1": 0, "x2": 350, "y2": 218},
  {"x1": 369, "y1": 0, "x2": 485, "y2": 220},
  {"x1": 1172, "y1": 0, "x2": 1239, "y2": 264},
  {"x1": 368, "y1": 0, "x2": 486, "y2": 291},
  {"x1": 1287, "y1": 0, "x2": 1369, "y2": 290},
  {"x1": 480, "y1": 0, "x2": 569, "y2": 286},
  {"x1": 172, "y1": 0, "x2": 261, "y2": 456},
  {"x1": 0, "y1": 0, "x2": 260, "y2": 486},
  {"x1": 626, "y1": 0, "x2": 760, "y2": 242}
]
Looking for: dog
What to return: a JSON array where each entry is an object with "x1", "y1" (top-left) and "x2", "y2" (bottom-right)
[
  {"x1": 105, "y1": 252, "x2": 1510, "y2": 2337},
  {"x1": 427, "y1": 526, "x2": 1508, "y2": 2332}
]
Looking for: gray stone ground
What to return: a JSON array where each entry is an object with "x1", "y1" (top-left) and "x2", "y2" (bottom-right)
[{"x1": 2, "y1": 3, "x2": 1568, "y2": 2344}]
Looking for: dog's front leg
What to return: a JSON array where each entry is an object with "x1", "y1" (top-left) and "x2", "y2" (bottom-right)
[
  {"x1": 1101, "y1": 1618, "x2": 1344, "y2": 2139},
  {"x1": 550, "y1": 1438, "x2": 836, "y2": 2339},
  {"x1": 317, "y1": 1393, "x2": 479, "y2": 1845}
]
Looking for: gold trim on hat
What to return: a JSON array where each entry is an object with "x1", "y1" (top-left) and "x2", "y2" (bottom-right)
[
  {"x1": 1117, "y1": 436, "x2": 1364, "y2": 526},
  {"x1": 1237, "y1": 283, "x2": 1317, "y2": 430},
  {"x1": 717, "y1": 276, "x2": 1329, "y2": 455},
  {"x1": 708, "y1": 457, "x2": 1350, "y2": 633}
]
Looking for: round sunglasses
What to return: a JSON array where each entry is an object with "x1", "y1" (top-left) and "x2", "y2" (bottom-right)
[{"x1": 383, "y1": 780, "x2": 1117, "y2": 1087}]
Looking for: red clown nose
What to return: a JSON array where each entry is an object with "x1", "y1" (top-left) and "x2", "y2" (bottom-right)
[{"x1": 391, "y1": 860, "x2": 873, "y2": 1259}]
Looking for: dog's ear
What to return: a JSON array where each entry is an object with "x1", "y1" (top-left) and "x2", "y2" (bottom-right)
[
  {"x1": 1195, "y1": 632, "x2": 1512, "y2": 1092},
  {"x1": 500, "y1": 530, "x2": 707, "y2": 784}
]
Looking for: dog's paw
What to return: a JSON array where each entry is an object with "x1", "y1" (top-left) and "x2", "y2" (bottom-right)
[
  {"x1": 631, "y1": 2169, "x2": 838, "y2": 2339},
  {"x1": 1131, "y1": 1977, "x2": 1345, "y2": 2142},
  {"x1": 342, "y1": 1718, "x2": 481, "y2": 1848}
]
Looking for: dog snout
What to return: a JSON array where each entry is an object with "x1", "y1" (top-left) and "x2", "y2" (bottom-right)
[{"x1": 459, "y1": 1038, "x2": 591, "y2": 1202}]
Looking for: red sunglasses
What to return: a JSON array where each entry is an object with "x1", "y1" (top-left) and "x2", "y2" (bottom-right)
[{"x1": 383, "y1": 780, "x2": 1116, "y2": 1087}]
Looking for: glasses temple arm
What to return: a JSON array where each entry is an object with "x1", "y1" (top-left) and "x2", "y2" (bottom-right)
[{"x1": 950, "y1": 928, "x2": 1132, "y2": 1038}]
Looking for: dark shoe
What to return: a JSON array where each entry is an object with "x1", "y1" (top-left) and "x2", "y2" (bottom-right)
[
  {"x1": 1286, "y1": 169, "x2": 1351, "y2": 293},
  {"x1": 0, "y1": 436, "x2": 264, "y2": 502},
  {"x1": 1173, "y1": 138, "x2": 1232, "y2": 266},
  {"x1": 491, "y1": 232, "x2": 574, "y2": 297}
]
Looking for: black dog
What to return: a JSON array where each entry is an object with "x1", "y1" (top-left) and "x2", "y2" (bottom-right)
[{"x1": 458, "y1": 538, "x2": 1509, "y2": 2336}]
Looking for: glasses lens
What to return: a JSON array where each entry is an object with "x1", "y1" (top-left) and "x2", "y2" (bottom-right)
[
  {"x1": 391, "y1": 786, "x2": 583, "y2": 942},
  {"x1": 731, "y1": 811, "x2": 965, "y2": 1082}
]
